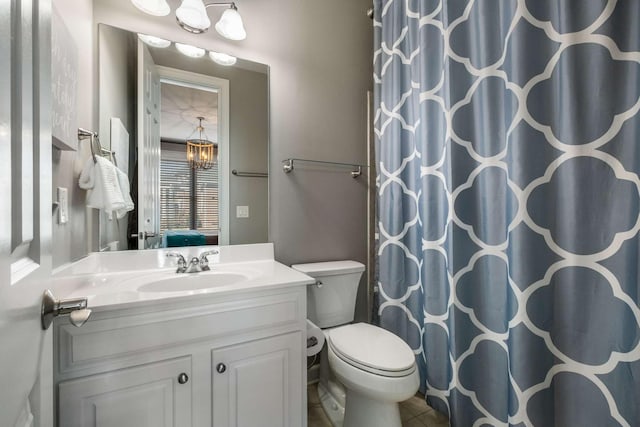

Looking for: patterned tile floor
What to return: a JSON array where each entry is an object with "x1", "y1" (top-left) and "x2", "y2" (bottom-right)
[{"x1": 307, "y1": 384, "x2": 449, "y2": 427}]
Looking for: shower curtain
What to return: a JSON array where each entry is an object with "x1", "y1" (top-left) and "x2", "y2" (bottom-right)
[{"x1": 374, "y1": 1, "x2": 640, "y2": 426}]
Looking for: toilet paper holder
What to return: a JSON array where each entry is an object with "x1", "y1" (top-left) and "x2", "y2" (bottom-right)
[
  {"x1": 307, "y1": 336, "x2": 319, "y2": 348},
  {"x1": 306, "y1": 319, "x2": 325, "y2": 357}
]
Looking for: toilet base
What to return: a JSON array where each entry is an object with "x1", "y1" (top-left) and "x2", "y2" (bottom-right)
[
  {"x1": 317, "y1": 382, "x2": 345, "y2": 427},
  {"x1": 343, "y1": 389, "x2": 402, "y2": 427}
]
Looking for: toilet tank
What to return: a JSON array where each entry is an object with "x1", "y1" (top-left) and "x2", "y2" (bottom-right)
[{"x1": 291, "y1": 261, "x2": 365, "y2": 328}]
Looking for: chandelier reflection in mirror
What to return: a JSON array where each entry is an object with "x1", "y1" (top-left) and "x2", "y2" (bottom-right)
[{"x1": 186, "y1": 117, "x2": 216, "y2": 169}]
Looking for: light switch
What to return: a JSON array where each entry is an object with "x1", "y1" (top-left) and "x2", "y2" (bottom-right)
[
  {"x1": 236, "y1": 205, "x2": 249, "y2": 218},
  {"x1": 57, "y1": 187, "x2": 68, "y2": 224}
]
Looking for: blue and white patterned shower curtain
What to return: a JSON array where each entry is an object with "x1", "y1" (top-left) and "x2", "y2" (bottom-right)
[{"x1": 374, "y1": 1, "x2": 640, "y2": 425}]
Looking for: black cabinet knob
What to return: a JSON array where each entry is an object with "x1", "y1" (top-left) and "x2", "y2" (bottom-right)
[
  {"x1": 216, "y1": 363, "x2": 227, "y2": 373},
  {"x1": 178, "y1": 373, "x2": 189, "y2": 384}
]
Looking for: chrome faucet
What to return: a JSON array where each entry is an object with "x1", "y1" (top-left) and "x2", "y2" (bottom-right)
[
  {"x1": 166, "y1": 249, "x2": 219, "y2": 273},
  {"x1": 185, "y1": 257, "x2": 204, "y2": 273},
  {"x1": 199, "y1": 249, "x2": 219, "y2": 271},
  {"x1": 166, "y1": 252, "x2": 187, "y2": 273}
]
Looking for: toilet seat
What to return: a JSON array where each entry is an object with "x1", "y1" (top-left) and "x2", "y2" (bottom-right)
[{"x1": 328, "y1": 323, "x2": 416, "y2": 378}]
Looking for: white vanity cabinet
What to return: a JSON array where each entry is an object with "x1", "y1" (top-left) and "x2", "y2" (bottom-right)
[
  {"x1": 58, "y1": 356, "x2": 192, "y2": 427},
  {"x1": 212, "y1": 332, "x2": 302, "y2": 427},
  {"x1": 54, "y1": 286, "x2": 307, "y2": 427}
]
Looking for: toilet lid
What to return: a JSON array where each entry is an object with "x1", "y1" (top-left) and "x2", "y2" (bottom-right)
[
  {"x1": 291, "y1": 260, "x2": 365, "y2": 277},
  {"x1": 328, "y1": 323, "x2": 416, "y2": 377}
]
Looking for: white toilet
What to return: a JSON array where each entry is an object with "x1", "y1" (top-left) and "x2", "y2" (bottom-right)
[{"x1": 292, "y1": 261, "x2": 419, "y2": 427}]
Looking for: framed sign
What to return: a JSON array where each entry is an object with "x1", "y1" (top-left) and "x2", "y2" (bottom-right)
[{"x1": 51, "y1": 4, "x2": 78, "y2": 151}]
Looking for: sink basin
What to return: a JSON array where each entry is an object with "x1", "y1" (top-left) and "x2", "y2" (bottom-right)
[{"x1": 138, "y1": 272, "x2": 250, "y2": 293}]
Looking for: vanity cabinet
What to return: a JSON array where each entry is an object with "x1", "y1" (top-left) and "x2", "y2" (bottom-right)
[
  {"x1": 53, "y1": 287, "x2": 307, "y2": 427},
  {"x1": 58, "y1": 357, "x2": 192, "y2": 427},
  {"x1": 212, "y1": 332, "x2": 302, "y2": 427}
]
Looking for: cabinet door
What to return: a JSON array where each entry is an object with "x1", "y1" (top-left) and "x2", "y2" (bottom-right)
[
  {"x1": 212, "y1": 332, "x2": 303, "y2": 427},
  {"x1": 59, "y1": 357, "x2": 192, "y2": 427}
]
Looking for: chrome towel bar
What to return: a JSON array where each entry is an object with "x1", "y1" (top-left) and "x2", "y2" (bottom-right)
[
  {"x1": 78, "y1": 128, "x2": 117, "y2": 165},
  {"x1": 232, "y1": 169, "x2": 268, "y2": 178},
  {"x1": 282, "y1": 158, "x2": 368, "y2": 178}
]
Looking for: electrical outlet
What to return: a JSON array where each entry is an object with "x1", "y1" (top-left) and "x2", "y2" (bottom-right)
[
  {"x1": 57, "y1": 187, "x2": 68, "y2": 224},
  {"x1": 236, "y1": 205, "x2": 249, "y2": 218}
]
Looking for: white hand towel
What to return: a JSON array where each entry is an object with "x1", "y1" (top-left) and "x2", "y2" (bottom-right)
[
  {"x1": 78, "y1": 157, "x2": 96, "y2": 190},
  {"x1": 97, "y1": 157, "x2": 126, "y2": 219},
  {"x1": 79, "y1": 156, "x2": 126, "y2": 219},
  {"x1": 114, "y1": 167, "x2": 134, "y2": 219}
]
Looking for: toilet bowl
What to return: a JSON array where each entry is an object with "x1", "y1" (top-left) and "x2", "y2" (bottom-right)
[
  {"x1": 327, "y1": 323, "x2": 420, "y2": 427},
  {"x1": 292, "y1": 261, "x2": 420, "y2": 427}
]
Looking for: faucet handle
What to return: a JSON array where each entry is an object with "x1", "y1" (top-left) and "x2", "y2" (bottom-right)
[
  {"x1": 166, "y1": 252, "x2": 187, "y2": 272},
  {"x1": 199, "y1": 249, "x2": 220, "y2": 271}
]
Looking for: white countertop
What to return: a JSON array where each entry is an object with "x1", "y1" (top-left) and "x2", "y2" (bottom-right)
[{"x1": 52, "y1": 244, "x2": 314, "y2": 312}]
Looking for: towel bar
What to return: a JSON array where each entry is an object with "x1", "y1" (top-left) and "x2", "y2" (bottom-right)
[
  {"x1": 232, "y1": 169, "x2": 268, "y2": 178},
  {"x1": 78, "y1": 128, "x2": 117, "y2": 165},
  {"x1": 282, "y1": 158, "x2": 368, "y2": 178}
]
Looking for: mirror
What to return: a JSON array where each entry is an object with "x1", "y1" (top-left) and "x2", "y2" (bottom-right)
[{"x1": 96, "y1": 24, "x2": 269, "y2": 251}]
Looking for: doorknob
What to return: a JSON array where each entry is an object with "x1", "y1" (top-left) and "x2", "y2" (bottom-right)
[
  {"x1": 130, "y1": 232, "x2": 158, "y2": 240},
  {"x1": 216, "y1": 363, "x2": 227, "y2": 373},
  {"x1": 41, "y1": 289, "x2": 92, "y2": 330}
]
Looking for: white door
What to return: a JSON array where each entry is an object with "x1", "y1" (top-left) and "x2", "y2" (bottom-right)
[
  {"x1": 212, "y1": 333, "x2": 303, "y2": 427},
  {"x1": 58, "y1": 357, "x2": 192, "y2": 427},
  {"x1": 0, "y1": 0, "x2": 54, "y2": 426},
  {"x1": 137, "y1": 41, "x2": 161, "y2": 249}
]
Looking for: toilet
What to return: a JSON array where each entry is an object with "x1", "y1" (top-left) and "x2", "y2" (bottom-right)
[{"x1": 292, "y1": 261, "x2": 419, "y2": 427}]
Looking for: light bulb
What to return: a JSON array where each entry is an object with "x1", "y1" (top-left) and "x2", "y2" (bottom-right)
[
  {"x1": 209, "y1": 51, "x2": 237, "y2": 66},
  {"x1": 215, "y1": 7, "x2": 246, "y2": 41},
  {"x1": 175, "y1": 43, "x2": 205, "y2": 58},
  {"x1": 131, "y1": 0, "x2": 170, "y2": 16},
  {"x1": 176, "y1": 0, "x2": 211, "y2": 34},
  {"x1": 137, "y1": 33, "x2": 171, "y2": 48}
]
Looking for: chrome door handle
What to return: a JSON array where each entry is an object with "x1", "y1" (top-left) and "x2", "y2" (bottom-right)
[
  {"x1": 130, "y1": 232, "x2": 158, "y2": 239},
  {"x1": 41, "y1": 289, "x2": 92, "y2": 330}
]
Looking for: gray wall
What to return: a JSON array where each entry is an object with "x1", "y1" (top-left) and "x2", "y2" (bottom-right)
[
  {"x1": 97, "y1": 25, "x2": 137, "y2": 250},
  {"x1": 226, "y1": 67, "x2": 268, "y2": 245},
  {"x1": 51, "y1": 0, "x2": 96, "y2": 269},
  {"x1": 150, "y1": 47, "x2": 269, "y2": 245},
  {"x1": 52, "y1": 0, "x2": 373, "y2": 320}
]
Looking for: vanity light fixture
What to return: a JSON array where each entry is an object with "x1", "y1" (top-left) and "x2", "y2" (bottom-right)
[
  {"x1": 175, "y1": 42, "x2": 206, "y2": 58},
  {"x1": 131, "y1": 0, "x2": 170, "y2": 16},
  {"x1": 175, "y1": 0, "x2": 211, "y2": 34},
  {"x1": 186, "y1": 117, "x2": 216, "y2": 169},
  {"x1": 137, "y1": 33, "x2": 171, "y2": 48},
  {"x1": 214, "y1": 4, "x2": 246, "y2": 40},
  {"x1": 209, "y1": 51, "x2": 237, "y2": 66},
  {"x1": 176, "y1": 0, "x2": 246, "y2": 40}
]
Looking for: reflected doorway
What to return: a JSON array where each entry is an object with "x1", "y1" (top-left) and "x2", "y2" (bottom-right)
[{"x1": 159, "y1": 82, "x2": 221, "y2": 247}]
